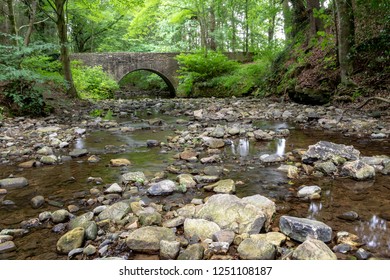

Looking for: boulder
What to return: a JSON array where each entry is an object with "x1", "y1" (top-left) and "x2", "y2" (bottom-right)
[
  {"x1": 204, "y1": 179, "x2": 236, "y2": 194},
  {"x1": 302, "y1": 141, "x2": 360, "y2": 164},
  {"x1": 292, "y1": 238, "x2": 337, "y2": 260},
  {"x1": 250, "y1": 232, "x2": 287, "y2": 247},
  {"x1": 237, "y1": 238, "x2": 276, "y2": 260},
  {"x1": 177, "y1": 244, "x2": 204, "y2": 260},
  {"x1": 241, "y1": 195, "x2": 276, "y2": 230},
  {"x1": 126, "y1": 226, "x2": 176, "y2": 253},
  {"x1": 279, "y1": 216, "x2": 332, "y2": 243},
  {"x1": 0, "y1": 177, "x2": 28, "y2": 189},
  {"x1": 253, "y1": 130, "x2": 273, "y2": 141},
  {"x1": 69, "y1": 149, "x2": 89, "y2": 158},
  {"x1": 184, "y1": 218, "x2": 221, "y2": 241},
  {"x1": 56, "y1": 227, "x2": 85, "y2": 254},
  {"x1": 196, "y1": 194, "x2": 268, "y2": 234},
  {"x1": 121, "y1": 171, "x2": 146, "y2": 185},
  {"x1": 202, "y1": 137, "x2": 225, "y2": 149},
  {"x1": 110, "y1": 158, "x2": 131, "y2": 167},
  {"x1": 160, "y1": 240, "x2": 181, "y2": 259},
  {"x1": 297, "y1": 185, "x2": 321, "y2": 200},
  {"x1": 341, "y1": 160, "x2": 375, "y2": 180},
  {"x1": 177, "y1": 174, "x2": 196, "y2": 188}
]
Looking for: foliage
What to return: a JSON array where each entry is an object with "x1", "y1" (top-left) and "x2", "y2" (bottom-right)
[
  {"x1": 119, "y1": 70, "x2": 168, "y2": 91},
  {"x1": 176, "y1": 51, "x2": 239, "y2": 95},
  {"x1": 71, "y1": 61, "x2": 119, "y2": 100},
  {"x1": 0, "y1": 34, "x2": 63, "y2": 116}
]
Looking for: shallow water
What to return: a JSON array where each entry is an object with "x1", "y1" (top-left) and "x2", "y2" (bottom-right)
[{"x1": 1, "y1": 114, "x2": 389, "y2": 259}]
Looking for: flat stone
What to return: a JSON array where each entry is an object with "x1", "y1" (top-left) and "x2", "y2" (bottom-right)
[
  {"x1": 110, "y1": 158, "x2": 131, "y2": 166},
  {"x1": 98, "y1": 201, "x2": 131, "y2": 221},
  {"x1": 202, "y1": 137, "x2": 225, "y2": 149},
  {"x1": 204, "y1": 179, "x2": 235, "y2": 194},
  {"x1": 292, "y1": 238, "x2": 337, "y2": 260},
  {"x1": 0, "y1": 177, "x2": 28, "y2": 189},
  {"x1": 69, "y1": 149, "x2": 89, "y2": 158},
  {"x1": 121, "y1": 171, "x2": 146, "y2": 185},
  {"x1": 177, "y1": 174, "x2": 196, "y2": 188},
  {"x1": 337, "y1": 211, "x2": 359, "y2": 221},
  {"x1": 0, "y1": 241, "x2": 16, "y2": 253},
  {"x1": 163, "y1": 216, "x2": 186, "y2": 228},
  {"x1": 178, "y1": 244, "x2": 204, "y2": 260},
  {"x1": 147, "y1": 180, "x2": 176, "y2": 196},
  {"x1": 160, "y1": 240, "x2": 180, "y2": 259},
  {"x1": 297, "y1": 185, "x2": 321, "y2": 200},
  {"x1": 279, "y1": 216, "x2": 332, "y2": 243},
  {"x1": 250, "y1": 232, "x2": 287, "y2": 247},
  {"x1": 341, "y1": 160, "x2": 375, "y2": 180},
  {"x1": 40, "y1": 155, "x2": 57, "y2": 165},
  {"x1": 253, "y1": 130, "x2": 273, "y2": 141},
  {"x1": 302, "y1": 141, "x2": 360, "y2": 163}
]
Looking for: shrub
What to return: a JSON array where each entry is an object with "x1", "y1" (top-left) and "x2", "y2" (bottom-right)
[
  {"x1": 0, "y1": 34, "x2": 63, "y2": 116},
  {"x1": 71, "y1": 61, "x2": 119, "y2": 100}
]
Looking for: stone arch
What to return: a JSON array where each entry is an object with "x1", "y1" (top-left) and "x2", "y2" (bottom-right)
[{"x1": 118, "y1": 68, "x2": 176, "y2": 98}]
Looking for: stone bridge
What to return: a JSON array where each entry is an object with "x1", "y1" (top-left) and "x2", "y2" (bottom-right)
[{"x1": 70, "y1": 52, "x2": 253, "y2": 97}]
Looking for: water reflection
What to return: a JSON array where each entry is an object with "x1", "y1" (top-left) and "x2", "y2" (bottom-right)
[
  {"x1": 307, "y1": 201, "x2": 323, "y2": 219},
  {"x1": 231, "y1": 138, "x2": 250, "y2": 157},
  {"x1": 356, "y1": 215, "x2": 389, "y2": 253},
  {"x1": 276, "y1": 138, "x2": 286, "y2": 156}
]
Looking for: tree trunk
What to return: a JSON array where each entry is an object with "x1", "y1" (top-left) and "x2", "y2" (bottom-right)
[
  {"x1": 267, "y1": 0, "x2": 276, "y2": 45},
  {"x1": 208, "y1": 6, "x2": 217, "y2": 51},
  {"x1": 55, "y1": 0, "x2": 77, "y2": 97},
  {"x1": 24, "y1": 0, "x2": 38, "y2": 46},
  {"x1": 335, "y1": 0, "x2": 355, "y2": 84},
  {"x1": 307, "y1": 0, "x2": 323, "y2": 38},
  {"x1": 6, "y1": 0, "x2": 18, "y2": 40},
  {"x1": 244, "y1": 0, "x2": 250, "y2": 53},
  {"x1": 290, "y1": 0, "x2": 307, "y2": 37},
  {"x1": 282, "y1": 0, "x2": 292, "y2": 41},
  {"x1": 231, "y1": 8, "x2": 236, "y2": 52}
]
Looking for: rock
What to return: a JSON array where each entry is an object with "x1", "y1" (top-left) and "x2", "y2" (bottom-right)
[
  {"x1": 211, "y1": 126, "x2": 225, "y2": 138},
  {"x1": 30, "y1": 195, "x2": 45, "y2": 209},
  {"x1": 194, "y1": 109, "x2": 203, "y2": 120},
  {"x1": 0, "y1": 241, "x2": 16, "y2": 254},
  {"x1": 38, "y1": 211, "x2": 52, "y2": 222},
  {"x1": 0, "y1": 229, "x2": 27, "y2": 237},
  {"x1": 184, "y1": 218, "x2": 221, "y2": 241},
  {"x1": 0, "y1": 235, "x2": 13, "y2": 243},
  {"x1": 337, "y1": 211, "x2": 359, "y2": 221},
  {"x1": 69, "y1": 149, "x2": 89, "y2": 158},
  {"x1": 202, "y1": 137, "x2": 225, "y2": 149},
  {"x1": 18, "y1": 160, "x2": 37, "y2": 168},
  {"x1": 67, "y1": 205, "x2": 79, "y2": 213},
  {"x1": 0, "y1": 189, "x2": 7, "y2": 195},
  {"x1": 341, "y1": 160, "x2": 375, "y2": 180},
  {"x1": 179, "y1": 150, "x2": 198, "y2": 161},
  {"x1": 204, "y1": 179, "x2": 235, "y2": 194},
  {"x1": 121, "y1": 172, "x2": 146, "y2": 185},
  {"x1": 37, "y1": 126, "x2": 61, "y2": 133},
  {"x1": 277, "y1": 165, "x2": 300, "y2": 179},
  {"x1": 52, "y1": 209, "x2": 71, "y2": 223},
  {"x1": 302, "y1": 141, "x2": 360, "y2": 164},
  {"x1": 253, "y1": 130, "x2": 273, "y2": 141},
  {"x1": 204, "y1": 166, "x2": 224, "y2": 176},
  {"x1": 196, "y1": 194, "x2": 267, "y2": 234},
  {"x1": 292, "y1": 239, "x2": 337, "y2": 260},
  {"x1": 75, "y1": 128, "x2": 86, "y2": 135},
  {"x1": 194, "y1": 175, "x2": 220, "y2": 183},
  {"x1": 237, "y1": 238, "x2": 276, "y2": 260},
  {"x1": 177, "y1": 244, "x2": 204, "y2": 260},
  {"x1": 250, "y1": 232, "x2": 287, "y2": 247},
  {"x1": 297, "y1": 185, "x2": 321, "y2": 200},
  {"x1": 279, "y1": 216, "x2": 332, "y2": 243},
  {"x1": 139, "y1": 212, "x2": 162, "y2": 226},
  {"x1": 228, "y1": 127, "x2": 240, "y2": 135},
  {"x1": 126, "y1": 226, "x2": 176, "y2": 253},
  {"x1": 382, "y1": 159, "x2": 390, "y2": 175},
  {"x1": 160, "y1": 240, "x2": 181, "y2": 259},
  {"x1": 98, "y1": 201, "x2": 131, "y2": 221},
  {"x1": 147, "y1": 140, "x2": 160, "y2": 147},
  {"x1": 68, "y1": 212, "x2": 94, "y2": 229},
  {"x1": 241, "y1": 195, "x2": 276, "y2": 231},
  {"x1": 333, "y1": 243, "x2": 352, "y2": 254},
  {"x1": 314, "y1": 161, "x2": 337, "y2": 175},
  {"x1": 148, "y1": 118, "x2": 164, "y2": 126},
  {"x1": 163, "y1": 216, "x2": 186, "y2": 228},
  {"x1": 110, "y1": 158, "x2": 131, "y2": 167},
  {"x1": 88, "y1": 155, "x2": 100, "y2": 163},
  {"x1": 104, "y1": 183, "x2": 123, "y2": 194},
  {"x1": 83, "y1": 244, "x2": 97, "y2": 256},
  {"x1": 68, "y1": 248, "x2": 84, "y2": 259},
  {"x1": 56, "y1": 227, "x2": 85, "y2": 254},
  {"x1": 355, "y1": 248, "x2": 371, "y2": 260},
  {"x1": 212, "y1": 230, "x2": 235, "y2": 245},
  {"x1": 208, "y1": 242, "x2": 230, "y2": 255},
  {"x1": 177, "y1": 205, "x2": 196, "y2": 218},
  {"x1": 40, "y1": 155, "x2": 57, "y2": 165},
  {"x1": 336, "y1": 231, "x2": 363, "y2": 249},
  {"x1": 200, "y1": 154, "x2": 221, "y2": 164},
  {"x1": 0, "y1": 177, "x2": 28, "y2": 189},
  {"x1": 37, "y1": 146, "x2": 54, "y2": 155},
  {"x1": 260, "y1": 154, "x2": 285, "y2": 163},
  {"x1": 177, "y1": 174, "x2": 196, "y2": 188},
  {"x1": 147, "y1": 180, "x2": 176, "y2": 196}
]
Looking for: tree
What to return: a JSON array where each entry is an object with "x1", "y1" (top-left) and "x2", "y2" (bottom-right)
[
  {"x1": 6, "y1": 0, "x2": 18, "y2": 44},
  {"x1": 335, "y1": 0, "x2": 355, "y2": 84},
  {"x1": 307, "y1": 0, "x2": 323, "y2": 38},
  {"x1": 45, "y1": 0, "x2": 77, "y2": 97}
]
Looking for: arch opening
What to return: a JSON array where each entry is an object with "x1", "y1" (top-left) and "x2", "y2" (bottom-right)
[{"x1": 118, "y1": 69, "x2": 176, "y2": 99}]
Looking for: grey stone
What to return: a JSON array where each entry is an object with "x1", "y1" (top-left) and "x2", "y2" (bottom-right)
[
  {"x1": 52, "y1": 209, "x2": 71, "y2": 223},
  {"x1": 333, "y1": 243, "x2": 352, "y2": 254},
  {"x1": 204, "y1": 179, "x2": 235, "y2": 194},
  {"x1": 83, "y1": 244, "x2": 97, "y2": 256},
  {"x1": 292, "y1": 239, "x2": 337, "y2": 260},
  {"x1": 250, "y1": 232, "x2": 287, "y2": 247},
  {"x1": 104, "y1": 183, "x2": 122, "y2": 194},
  {"x1": 160, "y1": 240, "x2": 180, "y2": 259},
  {"x1": 355, "y1": 248, "x2": 371, "y2": 260},
  {"x1": 212, "y1": 230, "x2": 235, "y2": 245},
  {"x1": 126, "y1": 226, "x2": 176, "y2": 253},
  {"x1": 69, "y1": 149, "x2": 89, "y2": 158},
  {"x1": 279, "y1": 216, "x2": 332, "y2": 243},
  {"x1": 98, "y1": 201, "x2": 131, "y2": 221},
  {"x1": 38, "y1": 211, "x2": 52, "y2": 222},
  {"x1": 0, "y1": 177, "x2": 28, "y2": 189},
  {"x1": 56, "y1": 227, "x2": 85, "y2": 254},
  {"x1": 178, "y1": 244, "x2": 204, "y2": 260},
  {"x1": 196, "y1": 194, "x2": 267, "y2": 234},
  {"x1": 30, "y1": 196, "x2": 45, "y2": 209},
  {"x1": 208, "y1": 242, "x2": 230, "y2": 254},
  {"x1": 302, "y1": 141, "x2": 360, "y2": 163},
  {"x1": 314, "y1": 161, "x2": 337, "y2": 175},
  {"x1": 40, "y1": 155, "x2": 58, "y2": 165},
  {"x1": 121, "y1": 171, "x2": 146, "y2": 185},
  {"x1": 297, "y1": 185, "x2": 321, "y2": 200},
  {"x1": 253, "y1": 130, "x2": 273, "y2": 141},
  {"x1": 139, "y1": 212, "x2": 162, "y2": 226},
  {"x1": 237, "y1": 238, "x2": 276, "y2": 260},
  {"x1": 202, "y1": 137, "x2": 225, "y2": 149},
  {"x1": 337, "y1": 211, "x2": 359, "y2": 221},
  {"x1": 68, "y1": 248, "x2": 84, "y2": 259},
  {"x1": 37, "y1": 146, "x2": 54, "y2": 155},
  {"x1": 341, "y1": 160, "x2": 375, "y2": 180},
  {"x1": 260, "y1": 154, "x2": 285, "y2": 163},
  {"x1": 147, "y1": 140, "x2": 160, "y2": 147},
  {"x1": 184, "y1": 218, "x2": 221, "y2": 241},
  {"x1": 163, "y1": 216, "x2": 186, "y2": 228},
  {"x1": 211, "y1": 126, "x2": 225, "y2": 138},
  {"x1": 177, "y1": 174, "x2": 196, "y2": 188},
  {"x1": 147, "y1": 180, "x2": 176, "y2": 196}
]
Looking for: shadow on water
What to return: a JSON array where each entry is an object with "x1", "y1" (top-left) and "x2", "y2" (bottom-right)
[{"x1": 1, "y1": 117, "x2": 390, "y2": 259}]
